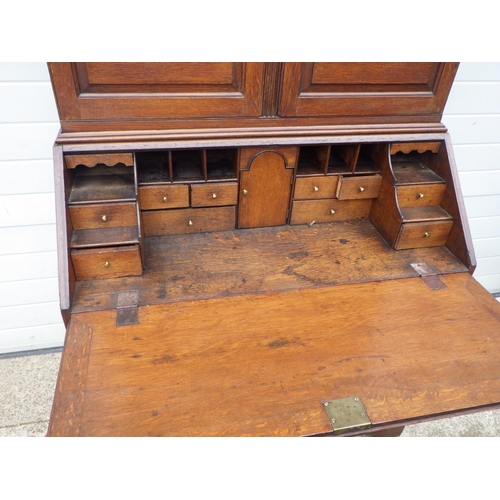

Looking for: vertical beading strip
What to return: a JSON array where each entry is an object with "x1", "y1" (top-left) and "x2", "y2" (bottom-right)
[{"x1": 262, "y1": 63, "x2": 285, "y2": 117}]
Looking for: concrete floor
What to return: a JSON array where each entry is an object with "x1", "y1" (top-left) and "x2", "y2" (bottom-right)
[{"x1": 1, "y1": 350, "x2": 500, "y2": 437}]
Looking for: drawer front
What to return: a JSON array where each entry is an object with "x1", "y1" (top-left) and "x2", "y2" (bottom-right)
[
  {"x1": 290, "y1": 199, "x2": 372, "y2": 225},
  {"x1": 396, "y1": 183, "x2": 446, "y2": 208},
  {"x1": 336, "y1": 174, "x2": 382, "y2": 200},
  {"x1": 143, "y1": 206, "x2": 236, "y2": 236},
  {"x1": 191, "y1": 182, "x2": 238, "y2": 207},
  {"x1": 395, "y1": 220, "x2": 454, "y2": 250},
  {"x1": 294, "y1": 176, "x2": 339, "y2": 200},
  {"x1": 69, "y1": 202, "x2": 137, "y2": 230},
  {"x1": 139, "y1": 184, "x2": 189, "y2": 210},
  {"x1": 71, "y1": 244, "x2": 143, "y2": 280}
]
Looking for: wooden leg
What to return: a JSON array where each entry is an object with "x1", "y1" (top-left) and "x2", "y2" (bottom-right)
[{"x1": 363, "y1": 426, "x2": 405, "y2": 437}]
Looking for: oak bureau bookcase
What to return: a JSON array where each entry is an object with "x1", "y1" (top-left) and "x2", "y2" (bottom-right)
[{"x1": 47, "y1": 63, "x2": 500, "y2": 437}]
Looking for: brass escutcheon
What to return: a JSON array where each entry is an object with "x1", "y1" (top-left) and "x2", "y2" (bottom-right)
[
  {"x1": 101, "y1": 215, "x2": 107, "y2": 222},
  {"x1": 104, "y1": 261, "x2": 110, "y2": 268},
  {"x1": 424, "y1": 232, "x2": 430, "y2": 238}
]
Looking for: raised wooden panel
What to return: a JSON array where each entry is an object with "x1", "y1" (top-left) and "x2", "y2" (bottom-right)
[
  {"x1": 238, "y1": 150, "x2": 294, "y2": 228},
  {"x1": 279, "y1": 63, "x2": 459, "y2": 121},
  {"x1": 48, "y1": 63, "x2": 265, "y2": 129}
]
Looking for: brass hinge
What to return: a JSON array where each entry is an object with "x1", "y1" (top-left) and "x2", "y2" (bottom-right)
[
  {"x1": 116, "y1": 290, "x2": 140, "y2": 326},
  {"x1": 322, "y1": 397, "x2": 372, "y2": 435},
  {"x1": 410, "y1": 262, "x2": 447, "y2": 290}
]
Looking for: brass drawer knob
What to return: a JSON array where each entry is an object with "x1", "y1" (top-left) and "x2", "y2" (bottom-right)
[
  {"x1": 212, "y1": 193, "x2": 217, "y2": 199},
  {"x1": 243, "y1": 189, "x2": 248, "y2": 195},
  {"x1": 424, "y1": 232, "x2": 431, "y2": 238},
  {"x1": 163, "y1": 196, "x2": 168, "y2": 202},
  {"x1": 104, "y1": 261, "x2": 110, "y2": 268},
  {"x1": 330, "y1": 209, "x2": 336, "y2": 214},
  {"x1": 188, "y1": 220, "x2": 193, "y2": 226},
  {"x1": 101, "y1": 215, "x2": 107, "y2": 222},
  {"x1": 417, "y1": 193, "x2": 424, "y2": 199},
  {"x1": 359, "y1": 187, "x2": 365, "y2": 192},
  {"x1": 314, "y1": 186, "x2": 319, "y2": 192}
]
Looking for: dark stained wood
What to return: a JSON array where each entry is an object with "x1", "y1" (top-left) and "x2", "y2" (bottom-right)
[
  {"x1": 71, "y1": 226, "x2": 140, "y2": 249},
  {"x1": 430, "y1": 134, "x2": 477, "y2": 271},
  {"x1": 238, "y1": 150, "x2": 294, "y2": 228},
  {"x1": 48, "y1": 63, "x2": 500, "y2": 438},
  {"x1": 138, "y1": 184, "x2": 190, "y2": 210},
  {"x1": 71, "y1": 221, "x2": 468, "y2": 314},
  {"x1": 190, "y1": 182, "x2": 238, "y2": 207},
  {"x1": 142, "y1": 206, "x2": 236, "y2": 236},
  {"x1": 395, "y1": 220, "x2": 454, "y2": 250},
  {"x1": 290, "y1": 200, "x2": 372, "y2": 225},
  {"x1": 71, "y1": 245, "x2": 143, "y2": 280},
  {"x1": 365, "y1": 426, "x2": 405, "y2": 437},
  {"x1": 53, "y1": 145, "x2": 74, "y2": 312},
  {"x1": 400, "y1": 206, "x2": 452, "y2": 222},
  {"x1": 396, "y1": 183, "x2": 446, "y2": 208},
  {"x1": 48, "y1": 63, "x2": 266, "y2": 128},
  {"x1": 50, "y1": 273, "x2": 500, "y2": 437},
  {"x1": 47, "y1": 316, "x2": 93, "y2": 436},
  {"x1": 391, "y1": 142, "x2": 442, "y2": 155},
  {"x1": 336, "y1": 174, "x2": 382, "y2": 200},
  {"x1": 65, "y1": 153, "x2": 133, "y2": 169},
  {"x1": 294, "y1": 176, "x2": 339, "y2": 200},
  {"x1": 279, "y1": 63, "x2": 459, "y2": 120},
  {"x1": 69, "y1": 201, "x2": 137, "y2": 230}
]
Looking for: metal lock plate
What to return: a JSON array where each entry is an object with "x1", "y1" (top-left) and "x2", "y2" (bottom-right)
[{"x1": 322, "y1": 397, "x2": 371, "y2": 435}]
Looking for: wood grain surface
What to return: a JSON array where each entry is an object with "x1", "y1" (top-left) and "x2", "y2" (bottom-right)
[
  {"x1": 49, "y1": 272, "x2": 500, "y2": 436},
  {"x1": 71, "y1": 221, "x2": 468, "y2": 314}
]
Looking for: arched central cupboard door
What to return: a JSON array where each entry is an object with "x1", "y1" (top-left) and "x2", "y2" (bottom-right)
[{"x1": 237, "y1": 147, "x2": 297, "y2": 229}]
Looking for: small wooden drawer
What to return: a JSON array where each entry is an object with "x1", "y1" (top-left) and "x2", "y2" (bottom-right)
[
  {"x1": 336, "y1": 174, "x2": 382, "y2": 200},
  {"x1": 69, "y1": 202, "x2": 137, "y2": 230},
  {"x1": 396, "y1": 183, "x2": 446, "y2": 208},
  {"x1": 139, "y1": 184, "x2": 189, "y2": 210},
  {"x1": 290, "y1": 199, "x2": 372, "y2": 225},
  {"x1": 394, "y1": 220, "x2": 454, "y2": 250},
  {"x1": 71, "y1": 244, "x2": 143, "y2": 280},
  {"x1": 294, "y1": 176, "x2": 339, "y2": 200},
  {"x1": 191, "y1": 182, "x2": 238, "y2": 207},
  {"x1": 143, "y1": 206, "x2": 236, "y2": 236}
]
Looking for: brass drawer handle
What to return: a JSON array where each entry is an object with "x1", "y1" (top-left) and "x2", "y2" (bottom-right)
[
  {"x1": 188, "y1": 220, "x2": 194, "y2": 226},
  {"x1": 424, "y1": 232, "x2": 431, "y2": 238},
  {"x1": 330, "y1": 209, "x2": 336, "y2": 214},
  {"x1": 313, "y1": 186, "x2": 319, "y2": 192},
  {"x1": 163, "y1": 196, "x2": 168, "y2": 202},
  {"x1": 104, "y1": 261, "x2": 110, "y2": 268},
  {"x1": 417, "y1": 193, "x2": 424, "y2": 199},
  {"x1": 101, "y1": 215, "x2": 107, "y2": 222},
  {"x1": 243, "y1": 189, "x2": 248, "y2": 195},
  {"x1": 212, "y1": 193, "x2": 217, "y2": 199},
  {"x1": 359, "y1": 187, "x2": 365, "y2": 192}
]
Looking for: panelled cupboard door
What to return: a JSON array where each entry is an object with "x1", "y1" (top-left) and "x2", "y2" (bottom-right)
[
  {"x1": 279, "y1": 63, "x2": 459, "y2": 122},
  {"x1": 48, "y1": 63, "x2": 264, "y2": 125}
]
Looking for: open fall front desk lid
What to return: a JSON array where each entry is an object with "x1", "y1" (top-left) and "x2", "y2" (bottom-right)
[{"x1": 48, "y1": 271, "x2": 500, "y2": 437}]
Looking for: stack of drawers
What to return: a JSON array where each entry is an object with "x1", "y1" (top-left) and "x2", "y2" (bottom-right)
[
  {"x1": 289, "y1": 145, "x2": 382, "y2": 225},
  {"x1": 66, "y1": 154, "x2": 143, "y2": 280},
  {"x1": 137, "y1": 149, "x2": 238, "y2": 236},
  {"x1": 391, "y1": 144, "x2": 454, "y2": 250}
]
